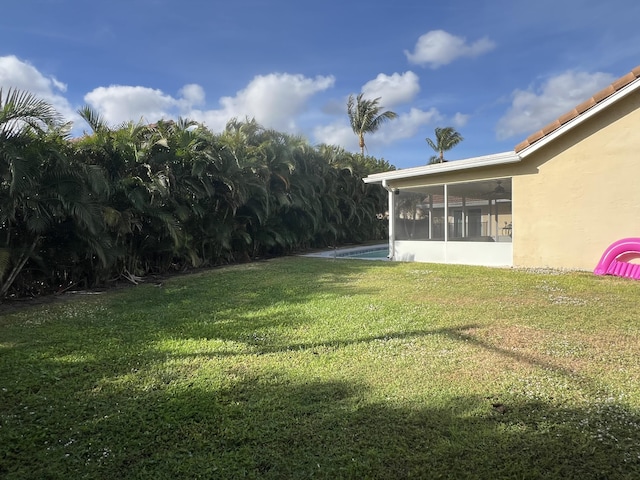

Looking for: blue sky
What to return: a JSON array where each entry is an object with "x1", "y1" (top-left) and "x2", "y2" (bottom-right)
[{"x1": 1, "y1": 0, "x2": 639, "y2": 169}]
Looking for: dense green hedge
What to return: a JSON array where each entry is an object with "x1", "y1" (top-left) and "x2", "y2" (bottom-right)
[{"x1": 0, "y1": 93, "x2": 393, "y2": 300}]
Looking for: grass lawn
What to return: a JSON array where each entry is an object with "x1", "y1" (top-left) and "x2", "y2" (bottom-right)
[{"x1": 1, "y1": 257, "x2": 640, "y2": 479}]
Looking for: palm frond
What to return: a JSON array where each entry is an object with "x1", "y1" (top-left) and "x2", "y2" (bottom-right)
[
  {"x1": 9, "y1": 154, "x2": 39, "y2": 196},
  {"x1": 0, "y1": 88, "x2": 61, "y2": 136},
  {"x1": 25, "y1": 207, "x2": 52, "y2": 234},
  {"x1": 77, "y1": 105, "x2": 110, "y2": 134}
]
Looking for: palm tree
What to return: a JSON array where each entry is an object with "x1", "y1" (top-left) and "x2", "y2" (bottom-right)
[
  {"x1": 347, "y1": 94, "x2": 397, "y2": 156},
  {"x1": 0, "y1": 88, "x2": 62, "y2": 137},
  {"x1": 0, "y1": 91, "x2": 109, "y2": 300},
  {"x1": 426, "y1": 127, "x2": 463, "y2": 164},
  {"x1": 76, "y1": 108, "x2": 185, "y2": 278}
]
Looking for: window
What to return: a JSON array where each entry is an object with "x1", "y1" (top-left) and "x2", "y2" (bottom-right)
[
  {"x1": 393, "y1": 179, "x2": 512, "y2": 242},
  {"x1": 394, "y1": 186, "x2": 444, "y2": 240}
]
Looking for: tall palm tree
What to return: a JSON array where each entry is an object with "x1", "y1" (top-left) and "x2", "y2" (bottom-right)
[
  {"x1": 426, "y1": 126, "x2": 464, "y2": 164},
  {"x1": 347, "y1": 94, "x2": 397, "y2": 156}
]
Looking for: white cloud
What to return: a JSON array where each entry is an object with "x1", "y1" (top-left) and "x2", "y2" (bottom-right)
[
  {"x1": 192, "y1": 73, "x2": 335, "y2": 132},
  {"x1": 0, "y1": 55, "x2": 437, "y2": 155},
  {"x1": 496, "y1": 70, "x2": 616, "y2": 140},
  {"x1": 83, "y1": 73, "x2": 335, "y2": 133},
  {"x1": 0, "y1": 55, "x2": 76, "y2": 122},
  {"x1": 380, "y1": 107, "x2": 442, "y2": 143},
  {"x1": 178, "y1": 84, "x2": 206, "y2": 108},
  {"x1": 313, "y1": 123, "x2": 357, "y2": 151},
  {"x1": 452, "y1": 112, "x2": 470, "y2": 127},
  {"x1": 0, "y1": 58, "x2": 336, "y2": 138},
  {"x1": 51, "y1": 78, "x2": 68, "y2": 93},
  {"x1": 84, "y1": 85, "x2": 178, "y2": 125},
  {"x1": 405, "y1": 30, "x2": 495, "y2": 68},
  {"x1": 361, "y1": 71, "x2": 420, "y2": 107}
]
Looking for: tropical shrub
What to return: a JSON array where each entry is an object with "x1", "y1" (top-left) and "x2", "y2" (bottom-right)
[{"x1": 0, "y1": 95, "x2": 392, "y2": 301}]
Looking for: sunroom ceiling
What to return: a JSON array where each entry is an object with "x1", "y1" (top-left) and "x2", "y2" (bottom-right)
[{"x1": 400, "y1": 178, "x2": 512, "y2": 200}]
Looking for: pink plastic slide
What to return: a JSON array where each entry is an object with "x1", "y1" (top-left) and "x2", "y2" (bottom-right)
[{"x1": 594, "y1": 238, "x2": 640, "y2": 280}]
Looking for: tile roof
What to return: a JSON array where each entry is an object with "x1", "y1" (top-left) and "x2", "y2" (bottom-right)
[{"x1": 514, "y1": 65, "x2": 640, "y2": 153}]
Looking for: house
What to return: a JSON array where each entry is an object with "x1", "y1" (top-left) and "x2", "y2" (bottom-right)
[{"x1": 363, "y1": 65, "x2": 640, "y2": 271}]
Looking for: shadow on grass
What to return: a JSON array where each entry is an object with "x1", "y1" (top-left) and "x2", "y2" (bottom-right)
[
  {"x1": 3, "y1": 259, "x2": 640, "y2": 478},
  {"x1": 0, "y1": 256, "x2": 372, "y2": 332},
  {"x1": 3, "y1": 373, "x2": 640, "y2": 479},
  {"x1": 5, "y1": 317, "x2": 633, "y2": 478},
  {"x1": 0, "y1": 257, "x2": 406, "y2": 375}
]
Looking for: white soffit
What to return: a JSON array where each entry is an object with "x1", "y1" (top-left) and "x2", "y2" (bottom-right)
[{"x1": 362, "y1": 151, "x2": 521, "y2": 184}]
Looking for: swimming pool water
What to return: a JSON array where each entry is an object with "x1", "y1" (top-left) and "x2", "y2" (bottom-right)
[
  {"x1": 338, "y1": 248, "x2": 389, "y2": 259},
  {"x1": 303, "y1": 244, "x2": 389, "y2": 260}
]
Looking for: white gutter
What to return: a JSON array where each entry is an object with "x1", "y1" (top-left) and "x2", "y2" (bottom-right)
[{"x1": 363, "y1": 151, "x2": 521, "y2": 184}]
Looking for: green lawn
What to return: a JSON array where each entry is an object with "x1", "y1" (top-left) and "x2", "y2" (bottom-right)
[{"x1": 1, "y1": 257, "x2": 640, "y2": 479}]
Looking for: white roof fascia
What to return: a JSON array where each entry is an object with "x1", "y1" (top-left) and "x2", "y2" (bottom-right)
[
  {"x1": 518, "y1": 76, "x2": 640, "y2": 159},
  {"x1": 362, "y1": 151, "x2": 521, "y2": 184}
]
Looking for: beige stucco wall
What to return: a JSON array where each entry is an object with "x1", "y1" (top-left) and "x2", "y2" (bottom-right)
[
  {"x1": 512, "y1": 90, "x2": 640, "y2": 270},
  {"x1": 383, "y1": 89, "x2": 640, "y2": 270}
]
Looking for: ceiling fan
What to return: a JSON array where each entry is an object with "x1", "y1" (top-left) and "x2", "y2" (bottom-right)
[{"x1": 483, "y1": 180, "x2": 511, "y2": 199}]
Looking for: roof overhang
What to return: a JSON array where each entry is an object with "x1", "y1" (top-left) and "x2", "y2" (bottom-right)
[
  {"x1": 362, "y1": 151, "x2": 521, "y2": 185},
  {"x1": 364, "y1": 67, "x2": 640, "y2": 185},
  {"x1": 517, "y1": 74, "x2": 640, "y2": 158}
]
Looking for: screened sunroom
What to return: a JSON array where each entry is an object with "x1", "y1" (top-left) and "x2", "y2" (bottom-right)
[{"x1": 389, "y1": 178, "x2": 513, "y2": 266}]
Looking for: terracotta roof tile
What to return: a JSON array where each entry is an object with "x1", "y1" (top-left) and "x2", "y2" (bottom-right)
[
  {"x1": 514, "y1": 139, "x2": 529, "y2": 152},
  {"x1": 574, "y1": 97, "x2": 597, "y2": 115},
  {"x1": 526, "y1": 130, "x2": 545, "y2": 144},
  {"x1": 541, "y1": 120, "x2": 561, "y2": 136},
  {"x1": 515, "y1": 65, "x2": 640, "y2": 153},
  {"x1": 557, "y1": 109, "x2": 578, "y2": 125},
  {"x1": 612, "y1": 72, "x2": 637, "y2": 90},
  {"x1": 592, "y1": 85, "x2": 616, "y2": 103}
]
